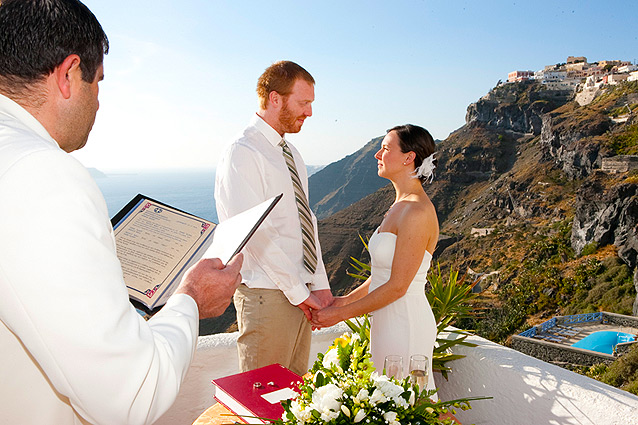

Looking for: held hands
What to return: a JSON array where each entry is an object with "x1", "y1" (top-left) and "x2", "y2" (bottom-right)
[
  {"x1": 310, "y1": 296, "x2": 348, "y2": 328},
  {"x1": 297, "y1": 289, "x2": 334, "y2": 328},
  {"x1": 312, "y1": 289, "x2": 334, "y2": 309},
  {"x1": 297, "y1": 293, "x2": 322, "y2": 322},
  {"x1": 175, "y1": 254, "x2": 243, "y2": 320}
]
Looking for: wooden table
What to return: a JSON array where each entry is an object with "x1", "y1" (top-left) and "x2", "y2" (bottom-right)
[{"x1": 192, "y1": 403, "x2": 243, "y2": 425}]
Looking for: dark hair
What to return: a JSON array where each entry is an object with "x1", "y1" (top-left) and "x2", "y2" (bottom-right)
[
  {"x1": 388, "y1": 124, "x2": 437, "y2": 183},
  {"x1": 0, "y1": 0, "x2": 109, "y2": 88},
  {"x1": 256, "y1": 61, "x2": 314, "y2": 110}
]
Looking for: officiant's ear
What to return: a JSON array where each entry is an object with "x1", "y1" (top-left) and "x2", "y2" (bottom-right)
[{"x1": 53, "y1": 54, "x2": 82, "y2": 100}]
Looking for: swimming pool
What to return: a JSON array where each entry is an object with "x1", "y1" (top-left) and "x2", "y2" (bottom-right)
[{"x1": 571, "y1": 331, "x2": 636, "y2": 354}]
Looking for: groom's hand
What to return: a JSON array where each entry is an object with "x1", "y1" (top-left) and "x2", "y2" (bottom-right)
[
  {"x1": 311, "y1": 289, "x2": 334, "y2": 309},
  {"x1": 297, "y1": 293, "x2": 321, "y2": 321}
]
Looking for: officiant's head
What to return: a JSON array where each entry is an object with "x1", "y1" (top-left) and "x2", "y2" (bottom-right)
[
  {"x1": 257, "y1": 61, "x2": 315, "y2": 136},
  {"x1": 0, "y1": 0, "x2": 109, "y2": 152}
]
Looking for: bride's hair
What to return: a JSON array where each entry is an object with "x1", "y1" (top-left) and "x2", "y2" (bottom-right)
[{"x1": 387, "y1": 124, "x2": 437, "y2": 183}]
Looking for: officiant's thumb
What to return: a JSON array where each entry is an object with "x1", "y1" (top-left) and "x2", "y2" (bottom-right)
[{"x1": 226, "y1": 253, "x2": 244, "y2": 271}]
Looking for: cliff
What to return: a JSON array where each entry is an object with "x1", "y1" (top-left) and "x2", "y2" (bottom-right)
[
  {"x1": 540, "y1": 84, "x2": 638, "y2": 315},
  {"x1": 315, "y1": 80, "x2": 638, "y2": 331},
  {"x1": 571, "y1": 174, "x2": 638, "y2": 267},
  {"x1": 466, "y1": 81, "x2": 572, "y2": 135},
  {"x1": 446, "y1": 82, "x2": 638, "y2": 317},
  {"x1": 571, "y1": 172, "x2": 638, "y2": 314}
]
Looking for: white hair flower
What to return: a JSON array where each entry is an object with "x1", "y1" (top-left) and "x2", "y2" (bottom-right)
[{"x1": 412, "y1": 152, "x2": 436, "y2": 182}]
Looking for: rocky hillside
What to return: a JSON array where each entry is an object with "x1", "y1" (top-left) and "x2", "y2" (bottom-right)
[
  {"x1": 315, "y1": 80, "x2": 638, "y2": 337},
  {"x1": 466, "y1": 80, "x2": 572, "y2": 135},
  {"x1": 308, "y1": 136, "x2": 387, "y2": 219}
]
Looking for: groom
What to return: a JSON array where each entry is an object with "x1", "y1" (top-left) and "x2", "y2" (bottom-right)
[{"x1": 215, "y1": 61, "x2": 332, "y2": 375}]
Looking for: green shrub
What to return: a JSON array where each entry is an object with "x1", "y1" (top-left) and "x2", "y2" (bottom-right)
[
  {"x1": 586, "y1": 363, "x2": 609, "y2": 381},
  {"x1": 624, "y1": 379, "x2": 638, "y2": 396},
  {"x1": 563, "y1": 258, "x2": 636, "y2": 315},
  {"x1": 580, "y1": 242, "x2": 599, "y2": 257},
  {"x1": 609, "y1": 123, "x2": 638, "y2": 155},
  {"x1": 601, "y1": 344, "x2": 638, "y2": 395}
]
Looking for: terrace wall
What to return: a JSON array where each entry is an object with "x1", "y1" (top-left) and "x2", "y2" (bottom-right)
[{"x1": 156, "y1": 324, "x2": 638, "y2": 425}]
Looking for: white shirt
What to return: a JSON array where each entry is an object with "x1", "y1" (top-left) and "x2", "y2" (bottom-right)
[
  {"x1": 0, "y1": 93, "x2": 199, "y2": 425},
  {"x1": 215, "y1": 114, "x2": 329, "y2": 305}
]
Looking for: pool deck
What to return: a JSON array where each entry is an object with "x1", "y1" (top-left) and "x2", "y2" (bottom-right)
[
  {"x1": 513, "y1": 312, "x2": 638, "y2": 368},
  {"x1": 535, "y1": 322, "x2": 638, "y2": 346}
]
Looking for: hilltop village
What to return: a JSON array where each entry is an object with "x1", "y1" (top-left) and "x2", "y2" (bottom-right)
[
  {"x1": 501, "y1": 56, "x2": 638, "y2": 175},
  {"x1": 507, "y1": 55, "x2": 638, "y2": 92}
]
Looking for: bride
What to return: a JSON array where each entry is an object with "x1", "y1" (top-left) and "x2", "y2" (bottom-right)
[{"x1": 311, "y1": 124, "x2": 439, "y2": 396}]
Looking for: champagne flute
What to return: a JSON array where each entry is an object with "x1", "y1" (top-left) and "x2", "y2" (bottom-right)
[
  {"x1": 409, "y1": 355, "x2": 428, "y2": 390},
  {"x1": 383, "y1": 355, "x2": 403, "y2": 379}
]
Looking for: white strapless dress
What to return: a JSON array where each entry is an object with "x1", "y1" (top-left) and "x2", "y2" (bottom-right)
[{"x1": 368, "y1": 229, "x2": 438, "y2": 398}]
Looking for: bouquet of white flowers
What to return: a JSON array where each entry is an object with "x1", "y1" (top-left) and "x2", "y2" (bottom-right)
[{"x1": 273, "y1": 318, "x2": 484, "y2": 425}]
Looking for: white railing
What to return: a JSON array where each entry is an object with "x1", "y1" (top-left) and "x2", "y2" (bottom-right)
[{"x1": 156, "y1": 324, "x2": 638, "y2": 425}]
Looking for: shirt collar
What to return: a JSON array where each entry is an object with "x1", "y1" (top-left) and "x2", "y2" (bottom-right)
[
  {"x1": 0, "y1": 93, "x2": 60, "y2": 149},
  {"x1": 251, "y1": 113, "x2": 285, "y2": 148}
]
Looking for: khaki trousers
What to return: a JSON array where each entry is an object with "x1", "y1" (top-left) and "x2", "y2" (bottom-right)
[{"x1": 233, "y1": 285, "x2": 312, "y2": 376}]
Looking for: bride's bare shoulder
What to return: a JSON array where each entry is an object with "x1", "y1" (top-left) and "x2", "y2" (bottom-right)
[
  {"x1": 399, "y1": 197, "x2": 437, "y2": 227},
  {"x1": 407, "y1": 195, "x2": 436, "y2": 216}
]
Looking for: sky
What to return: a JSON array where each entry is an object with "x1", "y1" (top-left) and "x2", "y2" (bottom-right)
[{"x1": 71, "y1": 0, "x2": 638, "y2": 171}]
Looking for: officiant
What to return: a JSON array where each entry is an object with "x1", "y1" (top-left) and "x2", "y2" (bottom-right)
[{"x1": 0, "y1": 1, "x2": 242, "y2": 424}]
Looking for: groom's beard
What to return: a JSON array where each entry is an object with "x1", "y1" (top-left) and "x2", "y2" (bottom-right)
[{"x1": 278, "y1": 100, "x2": 306, "y2": 134}]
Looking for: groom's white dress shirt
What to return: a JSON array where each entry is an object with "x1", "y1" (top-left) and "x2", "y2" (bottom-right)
[
  {"x1": 215, "y1": 114, "x2": 329, "y2": 305},
  {"x1": 0, "y1": 93, "x2": 199, "y2": 425}
]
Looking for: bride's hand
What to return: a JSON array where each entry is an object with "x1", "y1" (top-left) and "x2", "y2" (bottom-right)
[
  {"x1": 329, "y1": 296, "x2": 349, "y2": 308},
  {"x1": 311, "y1": 305, "x2": 342, "y2": 328}
]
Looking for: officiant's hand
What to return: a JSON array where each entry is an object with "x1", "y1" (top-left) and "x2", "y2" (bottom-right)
[{"x1": 175, "y1": 253, "x2": 243, "y2": 319}]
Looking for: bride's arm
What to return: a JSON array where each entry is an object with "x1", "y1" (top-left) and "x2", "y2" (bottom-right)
[
  {"x1": 310, "y1": 278, "x2": 370, "y2": 326},
  {"x1": 312, "y1": 204, "x2": 436, "y2": 327},
  {"x1": 334, "y1": 277, "x2": 371, "y2": 306}
]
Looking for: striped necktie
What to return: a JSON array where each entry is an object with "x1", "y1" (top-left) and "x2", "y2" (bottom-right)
[{"x1": 279, "y1": 139, "x2": 318, "y2": 274}]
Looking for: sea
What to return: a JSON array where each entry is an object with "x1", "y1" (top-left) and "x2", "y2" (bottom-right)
[
  {"x1": 92, "y1": 166, "x2": 325, "y2": 224},
  {"x1": 91, "y1": 169, "x2": 218, "y2": 223}
]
